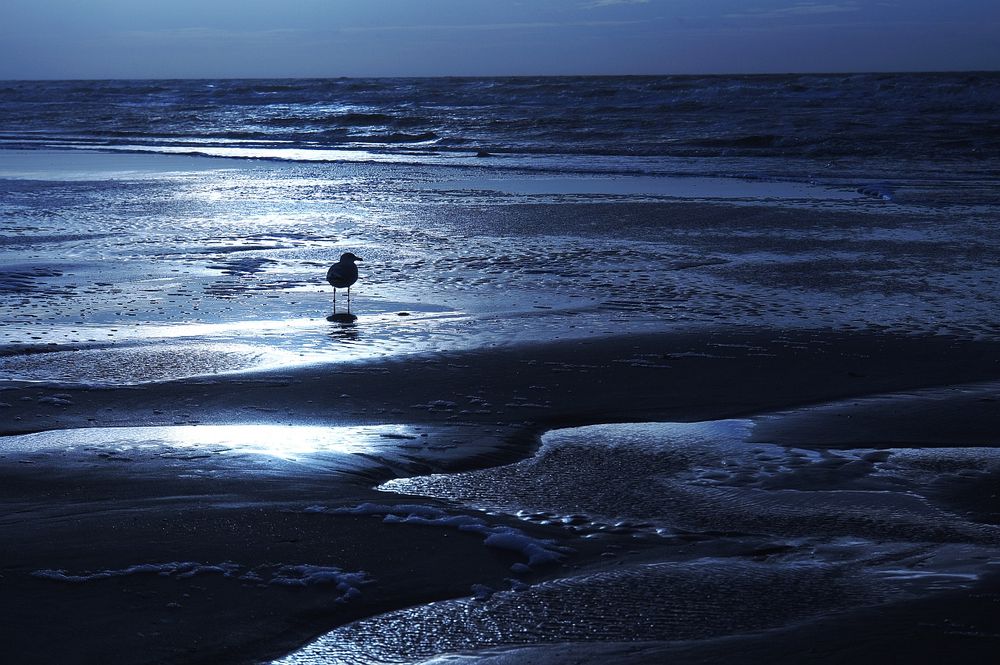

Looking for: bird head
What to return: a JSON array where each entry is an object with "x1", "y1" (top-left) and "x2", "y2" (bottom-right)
[{"x1": 340, "y1": 252, "x2": 363, "y2": 263}]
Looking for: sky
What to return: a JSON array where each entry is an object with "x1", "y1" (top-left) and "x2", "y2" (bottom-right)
[{"x1": 0, "y1": 0, "x2": 997, "y2": 79}]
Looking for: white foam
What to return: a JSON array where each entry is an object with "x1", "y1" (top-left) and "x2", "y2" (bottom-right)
[
  {"x1": 269, "y1": 558, "x2": 893, "y2": 665},
  {"x1": 267, "y1": 565, "x2": 370, "y2": 600},
  {"x1": 326, "y1": 503, "x2": 569, "y2": 571},
  {"x1": 382, "y1": 420, "x2": 1000, "y2": 545},
  {"x1": 32, "y1": 561, "x2": 370, "y2": 601},
  {"x1": 32, "y1": 561, "x2": 241, "y2": 582}
]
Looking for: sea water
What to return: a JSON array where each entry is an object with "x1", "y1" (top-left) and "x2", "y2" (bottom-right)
[
  {"x1": 3, "y1": 74, "x2": 998, "y2": 177},
  {"x1": 4, "y1": 74, "x2": 1000, "y2": 664},
  {"x1": 276, "y1": 419, "x2": 1000, "y2": 664},
  {"x1": 1, "y1": 74, "x2": 998, "y2": 383}
]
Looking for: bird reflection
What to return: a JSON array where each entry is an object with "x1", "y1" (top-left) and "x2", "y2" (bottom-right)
[
  {"x1": 326, "y1": 312, "x2": 358, "y2": 323},
  {"x1": 327, "y1": 317, "x2": 360, "y2": 343}
]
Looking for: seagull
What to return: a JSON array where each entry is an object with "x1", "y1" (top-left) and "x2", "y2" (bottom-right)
[{"x1": 327, "y1": 252, "x2": 362, "y2": 314}]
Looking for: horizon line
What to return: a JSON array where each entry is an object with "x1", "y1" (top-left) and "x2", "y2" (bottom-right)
[{"x1": 2, "y1": 68, "x2": 998, "y2": 83}]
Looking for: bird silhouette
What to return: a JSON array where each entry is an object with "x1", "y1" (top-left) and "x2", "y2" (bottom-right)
[{"x1": 327, "y1": 252, "x2": 362, "y2": 315}]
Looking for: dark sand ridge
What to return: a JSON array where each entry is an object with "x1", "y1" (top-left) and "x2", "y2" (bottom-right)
[
  {"x1": 1, "y1": 327, "x2": 1000, "y2": 664},
  {"x1": 5, "y1": 328, "x2": 1000, "y2": 439}
]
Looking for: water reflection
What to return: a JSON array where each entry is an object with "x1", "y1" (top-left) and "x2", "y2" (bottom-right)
[
  {"x1": 158, "y1": 424, "x2": 385, "y2": 459},
  {"x1": 327, "y1": 313, "x2": 360, "y2": 343},
  {"x1": 12, "y1": 424, "x2": 421, "y2": 462}
]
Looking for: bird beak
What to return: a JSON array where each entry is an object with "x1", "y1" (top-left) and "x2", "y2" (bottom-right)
[{"x1": 355, "y1": 257, "x2": 363, "y2": 261}]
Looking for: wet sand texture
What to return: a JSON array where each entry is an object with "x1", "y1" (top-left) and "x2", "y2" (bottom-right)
[{"x1": 1, "y1": 329, "x2": 999, "y2": 664}]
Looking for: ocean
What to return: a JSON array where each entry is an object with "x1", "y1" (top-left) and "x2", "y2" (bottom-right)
[
  {"x1": 3, "y1": 73, "x2": 999, "y2": 180},
  {"x1": 1, "y1": 72, "x2": 998, "y2": 384},
  {"x1": 3, "y1": 74, "x2": 1000, "y2": 665}
]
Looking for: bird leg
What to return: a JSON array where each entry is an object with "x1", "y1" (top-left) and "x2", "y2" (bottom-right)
[
  {"x1": 347, "y1": 286, "x2": 352, "y2": 314},
  {"x1": 333, "y1": 288, "x2": 337, "y2": 314}
]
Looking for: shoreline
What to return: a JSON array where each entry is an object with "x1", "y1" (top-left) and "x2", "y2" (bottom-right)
[
  {"x1": 2, "y1": 73, "x2": 998, "y2": 665},
  {"x1": 5, "y1": 327, "x2": 999, "y2": 438},
  {"x1": 2, "y1": 327, "x2": 1000, "y2": 664}
]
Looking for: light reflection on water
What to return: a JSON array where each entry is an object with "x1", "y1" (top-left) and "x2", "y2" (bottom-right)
[
  {"x1": 153, "y1": 424, "x2": 397, "y2": 460},
  {"x1": 0, "y1": 342, "x2": 296, "y2": 385},
  {"x1": 3, "y1": 421, "x2": 508, "y2": 480},
  {"x1": 1, "y1": 301, "x2": 662, "y2": 385},
  {"x1": 273, "y1": 418, "x2": 1000, "y2": 665},
  {"x1": 0, "y1": 309, "x2": 472, "y2": 384},
  {"x1": 4, "y1": 149, "x2": 999, "y2": 387},
  {"x1": 10, "y1": 423, "x2": 421, "y2": 462}
]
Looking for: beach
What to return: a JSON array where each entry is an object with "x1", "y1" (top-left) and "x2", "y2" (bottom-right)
[
  {"x1": 2, "y1": 74, "x2": 1000, "y2": 664},
  {"x1": 3, "y1": 329, "x2": 1000, "y2": 664}
]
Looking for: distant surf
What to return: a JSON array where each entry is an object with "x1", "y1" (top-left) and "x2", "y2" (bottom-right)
[{"x1": 2, "y1": 73, "x2": 998, "y2": 183}]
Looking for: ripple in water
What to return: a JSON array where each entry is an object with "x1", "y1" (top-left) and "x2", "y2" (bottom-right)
[
  {"x1": 382, "y1": 421, "x2": 1000, "y2": 545},
  {"x1": 272, "y1": 559, "x2": 890, "y2": 665},
  {"x1": 0, "y1": 343, "x2": 272, "y2": 385}
]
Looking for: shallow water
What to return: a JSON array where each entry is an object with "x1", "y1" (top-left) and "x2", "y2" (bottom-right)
[
  {"x1": 384, "y1": 420, "x2": 1000, "y2": 544},
  {"x1": 4, "y1": 74, "x2": 999, "y2": 385},
  {"x1": 2, "y1": 148, "x2": 998, "y2": 385},
  {"x1": 3, "y1": 75, "x2": 999, "y2": 664},
  {"x1": 0, "y1": 422, "x2": 497, "y2": 480},
  {"x1": 273, "y1": 559, "x2": 895, "y2": 665},
  {"x1": 274, "y1": 417, "x2": 1000, "y2": 664}
]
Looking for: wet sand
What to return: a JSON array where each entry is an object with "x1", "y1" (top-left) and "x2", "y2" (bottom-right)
[
  {"x1": 2, "y1": 328, "x2": 1000, "y2": 664},
  {"x1": 6, "y1": 327, "x2": 1000, "y2": 437}
]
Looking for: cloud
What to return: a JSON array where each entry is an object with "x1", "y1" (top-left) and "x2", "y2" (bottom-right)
[
  {"x1": 725, "y1": 2, "x2": 861, "y2": 20},
  {"x1": 584, "y1": 0, "x2": 650, "y2": 7},
  {"x1": 116, "y1": 27, "x2": 303, "y2": 45},
  {"x1": 337, "y1": 20, "x2": 644, "y2": 34}
]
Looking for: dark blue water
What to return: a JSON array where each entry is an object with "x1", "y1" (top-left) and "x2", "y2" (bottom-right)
[
  {"x1": 2, "y1": 73, "x2": 998, "y2": 179},
  {"x1": 2, "y1": 73, "x2": 1000, "y2": 383}
]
